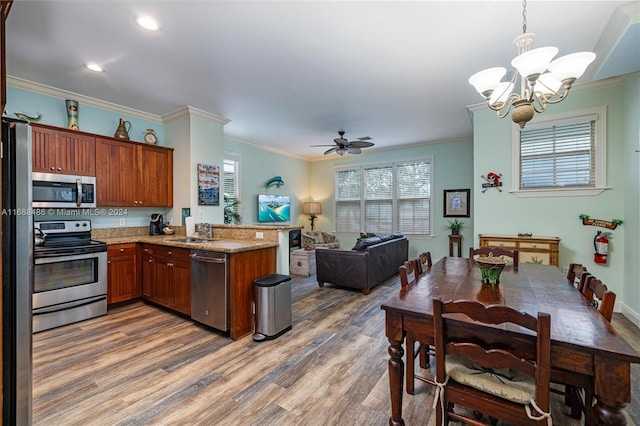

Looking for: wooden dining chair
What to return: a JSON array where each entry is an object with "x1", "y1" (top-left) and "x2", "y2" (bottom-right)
[
  {"x1": 433, "y1": 298, "x2": 551, "y2": 425},
  {"x1": 558, "y1": 275, "x2": 616, "y2": 425},
  {"x1": 469, "y1": 246, "x2": 519, "y2": 271},
  {"x1": 415, "y1": 251, "x2": 432, "y2": 274},
  {"x1": 399, "y1": 256, "x2": 434, "y2": 395},
  {"x1": 581, "y1": 275, "x2": 616, "y2": 323},
  {"x1": 566, "y1": 263, "x2": 588, "y2": 288}
]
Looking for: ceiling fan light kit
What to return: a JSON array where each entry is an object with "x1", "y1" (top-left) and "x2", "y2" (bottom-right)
[
  {"x1": 468, "y1": 0, "x2": 596, "y2": 129},
  {"x1": 312, "y1": 130, "x2": 374, "y2": 156}
]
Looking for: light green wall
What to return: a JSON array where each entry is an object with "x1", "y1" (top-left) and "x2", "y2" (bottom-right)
[
  {"x1": 472, "y1": 73, "x2": 640, "y2": 317},
  {"x1": 308, "y1": 138, "x2": 474, "y2": 260},
  {"x1": 622, "y1": 72, "x2": 640, "y2": 316},
  {"x1": 223, "y1": 139, "x2": 310, "y2": 227}
]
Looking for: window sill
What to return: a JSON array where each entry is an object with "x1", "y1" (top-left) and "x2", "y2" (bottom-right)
[{"x1": 510, "y1": 187, "x2": 609, "y2": 198}]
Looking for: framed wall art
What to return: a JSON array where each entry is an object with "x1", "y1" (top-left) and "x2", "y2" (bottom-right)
[
  {"x1": 197, "y1": 163, "x2": 220, "y2": 206},
  {"x1": 443, "y1": 188, "x2": 470, "y2": 217}
]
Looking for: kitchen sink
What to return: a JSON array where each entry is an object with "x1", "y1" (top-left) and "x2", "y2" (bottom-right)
[{"x1": 168, "y1": 238, "x2": 206, "y2": 244}]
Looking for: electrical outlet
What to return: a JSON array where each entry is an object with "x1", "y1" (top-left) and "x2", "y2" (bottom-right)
[
  {"x1": 562, "y1": 266, "x2": 568, "y2": 274},
  {"x1": 198, "y1": 209, "x2": 205, "y2": 219},
  {"x1": 119, "y1": 218, "x2": 126, "y2": 226},
  {"x1": 256, "y1": 231, "x2": 264, "y2": 239}
]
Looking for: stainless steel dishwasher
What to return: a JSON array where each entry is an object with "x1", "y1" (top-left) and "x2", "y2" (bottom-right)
[{"x1": 191, "y1": 250, "x2": 228, "y2": 331}]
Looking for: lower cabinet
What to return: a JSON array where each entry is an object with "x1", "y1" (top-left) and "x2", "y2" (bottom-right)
[
  {"x1": 109, "y1": 242, "x2": 277, "y2": 340},
  {"x1": 107, "y1": 243, "x2": 140, "y2": 305},
  {"x1": 142, "y1": 244, "x2": 191, "y2": 316}
]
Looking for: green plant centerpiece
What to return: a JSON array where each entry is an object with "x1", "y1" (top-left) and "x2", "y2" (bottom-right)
[
  {"x1": 223, "y1": 195, "x2": 243, "y2": 224},
  {"x1": 445, "y1": 218, "x2": 465, "y2": 235},
  {"x1": 476, "y1": 253, "x2": 507, "y2": 285}
]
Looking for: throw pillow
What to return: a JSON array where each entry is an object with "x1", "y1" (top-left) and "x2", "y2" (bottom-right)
[{"x1": 314, "y1": 232, "x2": 325, "y2": 244}]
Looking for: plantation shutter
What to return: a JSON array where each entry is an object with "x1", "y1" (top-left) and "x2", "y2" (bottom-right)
[
  {"x1": 520, "y1": 118, "x2": 596, "y2": 189},
  {"x1": 223, "y1": 156, "x2": 240, "y2": 214},
  {"x1": 364, "y1": 166, "x2": 393, "y2": 234},
  {"x1": 396, "y1": 160, "x2": 431, "y2": 234},
  {"x1": 335, "y1": 168, "x2": 362, "y2": 233}
]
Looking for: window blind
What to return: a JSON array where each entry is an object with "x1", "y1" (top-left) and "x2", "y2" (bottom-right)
[
  {"x1": 520, "y1": 120, "x2": 595, "y2": 189},
  {"x1": 223, "y1": 156, "x2": 240, "y2": 213},
  {"x1": 335, "y1": 159, "x2": 432, "y2": 235}
]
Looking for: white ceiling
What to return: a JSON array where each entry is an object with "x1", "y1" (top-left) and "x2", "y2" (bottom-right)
[{"x1": 5, "y1": 1, "x2": 639, "y2": 160}]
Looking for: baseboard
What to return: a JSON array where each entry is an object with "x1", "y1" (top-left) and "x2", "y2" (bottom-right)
[{"x1": 619, "y1": 302, "x2": 640, "y2": 328}]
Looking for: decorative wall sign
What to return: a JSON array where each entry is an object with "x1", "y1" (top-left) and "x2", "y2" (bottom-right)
[
  {"x1": 481, "y1": 172, "x2": 503, "y2": 192},
  {"x1": 579, "y1": 214, "x2": 623, "y2": 230},
  {"x1": 443, "y1": 189, "x2": 470, "y2": 217},
  {"x1": 197, "y1": 163, "x2": 220, "y2": 206}
]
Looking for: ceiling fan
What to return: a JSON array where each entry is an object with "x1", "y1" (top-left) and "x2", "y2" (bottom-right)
[{"x1": 311, "y1": 131, "x2": 374, "y2": 156}]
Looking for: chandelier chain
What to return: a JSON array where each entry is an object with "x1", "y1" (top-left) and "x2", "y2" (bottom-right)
[{"x1": 522, "y1": 0, "x2": 527, "y2": 34}]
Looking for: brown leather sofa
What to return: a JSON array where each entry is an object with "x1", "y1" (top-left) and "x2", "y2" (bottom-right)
[{"x1": 315, "y1": 233, "x2": 408, "y2": 294}]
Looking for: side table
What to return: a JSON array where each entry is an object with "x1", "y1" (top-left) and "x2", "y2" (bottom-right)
[
  {"x1": 290, "y1": 249, "x2": 316, "y2": 276},
  {"x1": 448, "y1": 234, "x2": 462, "y2": 257}
]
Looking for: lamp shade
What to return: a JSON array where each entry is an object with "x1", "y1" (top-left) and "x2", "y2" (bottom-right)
[
  {"x1": 511, "y1": 46, "x2": 558, "y2": 79},
  {"x1": 303, "y1": 202, "x2": 322, "y2": 215}
]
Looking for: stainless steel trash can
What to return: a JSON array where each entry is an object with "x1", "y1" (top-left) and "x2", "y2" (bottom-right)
[{"x1": 253, "y1": 274, "x2": 292, "y2": 341}]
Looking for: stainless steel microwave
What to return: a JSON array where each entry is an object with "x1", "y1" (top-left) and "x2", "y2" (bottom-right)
[{"x1": 32, "y1": 172, "x2": 97, "y2": 208}]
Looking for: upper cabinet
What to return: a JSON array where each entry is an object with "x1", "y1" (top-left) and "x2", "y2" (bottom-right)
[
  {"x1": 95, "y1": 137, "x2": 173, "y2": 207},
  {"x1": 31, "y1": 124, "x2": 96, "y2": 176}
]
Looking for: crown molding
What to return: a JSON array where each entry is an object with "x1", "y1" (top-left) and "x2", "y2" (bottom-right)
[
  {"x1": 225, "y1": 135, "x2": 308, "y2": 161},
  {"x1": 161, "y1": 106, "x2": 230, "y2": 125},
  {"x1": 6, "y1": 75, "x2": 163, "y2": 123}
]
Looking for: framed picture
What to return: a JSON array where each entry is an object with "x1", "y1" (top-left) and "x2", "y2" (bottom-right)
[
  {"x1": 197, "y1": 163, "x2": 220, "y2": 206},
  {"x1": 443, "y1": 189, "x2": 470, "y2": 217}
]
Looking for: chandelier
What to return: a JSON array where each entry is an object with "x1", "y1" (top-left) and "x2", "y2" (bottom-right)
[{"x1": 468, "y1": 0, "x2": 596, "y2": 128}]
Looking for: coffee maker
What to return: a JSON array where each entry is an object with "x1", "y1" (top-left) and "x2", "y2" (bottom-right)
[{"x1": 150, "y1": 214, "x2": 164, "y2": 236}]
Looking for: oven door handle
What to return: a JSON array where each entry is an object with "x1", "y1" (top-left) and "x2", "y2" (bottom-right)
[
  {"x1": 32, "y1": 295, "x2": 106, "y2": 315},
  {"x1": 76, "y1": 179, "x2": 82, "y2": 207}
]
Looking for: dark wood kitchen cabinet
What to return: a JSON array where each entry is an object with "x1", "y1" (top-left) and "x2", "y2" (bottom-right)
[
  {"x1": 31, "y1": 123, "x2": 96, "y2": 176},
  {"x1": 142, "y1": 245, "x2": 191, "y2": 316},
  {"x1": 139, "y1": 243, "x2": 276, "y2": 340},
  {"x1": 107, "y1": 243, "x2": 140, "y2": 305},
  {"x1": 141, "y1": 244, "x2": 155, "y2": 299},
  {"x1": 95, "y1": 138, "x2": 173, "y2": 207}
]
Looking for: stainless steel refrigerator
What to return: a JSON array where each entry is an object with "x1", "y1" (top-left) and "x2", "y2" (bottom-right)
[{"x1": 2, "y1": 117, "x2": 32, "y2": 425}]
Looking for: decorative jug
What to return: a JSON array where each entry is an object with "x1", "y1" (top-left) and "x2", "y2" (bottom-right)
[{"x1": 114, "y1": 119, "x2": 131, "y2": 140}]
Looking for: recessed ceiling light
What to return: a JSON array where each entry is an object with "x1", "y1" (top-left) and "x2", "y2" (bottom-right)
[
  {"x1": 85, "y1": 63, "x2": 104, "y2": 72},
  {"x1": 135, "y1": 15, "x2": 161, "y2": 31}
]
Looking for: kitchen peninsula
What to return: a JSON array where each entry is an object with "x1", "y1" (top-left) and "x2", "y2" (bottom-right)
[{"x1": 94, "y1": 224, "x2": 300, "y2": 340}]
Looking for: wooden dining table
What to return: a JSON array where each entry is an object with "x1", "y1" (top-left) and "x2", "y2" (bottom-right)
[{"x1": 381, "y1": 257, "x2": 640, "y2": 425}]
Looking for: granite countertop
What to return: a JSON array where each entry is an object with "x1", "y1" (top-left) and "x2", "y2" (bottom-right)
[{"x1": 95, "y1": 235, "x2": 278, "y2": 253}]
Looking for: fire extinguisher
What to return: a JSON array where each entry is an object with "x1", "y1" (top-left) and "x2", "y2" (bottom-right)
[{"x1": 594, "y1": 231, "x2": 610, "y2": 264}]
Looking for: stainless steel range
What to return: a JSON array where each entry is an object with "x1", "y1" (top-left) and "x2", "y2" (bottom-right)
[{"x1": 33, "y1": 220, "x2": 107, "y2": 333}]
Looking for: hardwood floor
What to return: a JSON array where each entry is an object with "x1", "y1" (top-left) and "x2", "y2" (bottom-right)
[{"x1": 32, "y1": 274, "x2": 639, "y2": 425}]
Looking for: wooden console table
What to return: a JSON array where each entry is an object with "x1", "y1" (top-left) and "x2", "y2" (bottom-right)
[
  {"x1": 448, "y1": 234, "x2": 462, "y2": 257},
  {"x1": 479, "y1": 234, "x2": 560, "y2": 266}
]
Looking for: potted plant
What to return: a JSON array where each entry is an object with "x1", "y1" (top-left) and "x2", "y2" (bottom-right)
[
  {"x1": 224, "y1": 195, "x2": 243, "y2": 224},
  {"x1": 445, "y1": 218, "x2": 465, "y2": 235}
]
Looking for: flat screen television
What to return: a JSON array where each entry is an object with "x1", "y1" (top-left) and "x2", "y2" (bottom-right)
[{"x1": 257, "y1": 194, "x2": 291, "y2": 223}]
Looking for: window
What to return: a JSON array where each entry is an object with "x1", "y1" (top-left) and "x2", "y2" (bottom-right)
[
  {"x1": 335, "y1": 158, "x2": 433, "y2": 235},
  {"x1": 223, "y1": 153, "x2": 241, "y2": 216},
  {"x1": 511, "y1": 107, "x2": 606, "y2": 197}
]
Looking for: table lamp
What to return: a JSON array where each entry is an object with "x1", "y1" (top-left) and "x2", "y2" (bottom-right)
[{"x1": 303, "y1": 202, "x2": 322, "y2": 230}]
